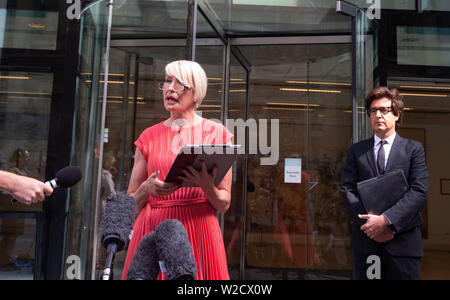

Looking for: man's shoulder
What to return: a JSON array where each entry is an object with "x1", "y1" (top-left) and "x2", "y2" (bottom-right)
[{"x1": 396, "y1": 134, "x2": 424, "y2": 150}]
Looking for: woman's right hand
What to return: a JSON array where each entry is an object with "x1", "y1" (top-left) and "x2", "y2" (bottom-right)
[
  {"x1": 132, "y1": 170, "x2": 179, "y2": 213},
  {"x1": 141, "y1": 170, "x2": 180, "y2": 197}
]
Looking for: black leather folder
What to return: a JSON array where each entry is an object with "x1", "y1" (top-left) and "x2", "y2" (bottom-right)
[
  {"x1": 164, "y1": 144, "x2": 241, "y2": 187},
  {"x1": 357, "y1": 169, "x2": 409, "y2": 215}
]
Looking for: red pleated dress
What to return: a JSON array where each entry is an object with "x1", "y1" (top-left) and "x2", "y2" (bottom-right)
[{"x1": 121, "y1": 118, "x2": 233, "y2": 280}]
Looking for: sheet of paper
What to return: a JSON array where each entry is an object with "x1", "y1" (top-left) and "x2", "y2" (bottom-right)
[{"x1": 284, "y1": 158, "x2": 302, "y2": 183}]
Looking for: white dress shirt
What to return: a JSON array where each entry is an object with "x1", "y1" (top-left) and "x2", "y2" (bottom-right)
[
  {"x1": 373, "y1": 132, "x2": 397, "y2": 224},
  {"x1": 373, "y1": 131, "x2": 396, "y2": 170}
]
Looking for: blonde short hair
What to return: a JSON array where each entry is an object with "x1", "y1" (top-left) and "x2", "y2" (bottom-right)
[{"x1": 165, "y1": 60, "x2": 208, "y2": 107}]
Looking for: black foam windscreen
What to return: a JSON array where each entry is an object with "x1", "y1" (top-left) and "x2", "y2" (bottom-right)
[
  {"x1": 126, "y1": 232, "x2": 160, "y2": 280},
  {"x1": 154, "y1": 219, "x2": 197, "y2": 280},
  {"x1": 56, "y1": 166, "x2": 82, "y2": 188},
  {"x1": 100, "y1": 192, "x2": 136, "y2": 251}
]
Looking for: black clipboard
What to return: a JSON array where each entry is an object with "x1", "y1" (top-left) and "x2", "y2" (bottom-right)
[
  {"x1": 164, "y1": 144, "x2": 242, "y2": 187},
  {"x1": 357, "y1": 169, "x2": 409, "y2": 215}
]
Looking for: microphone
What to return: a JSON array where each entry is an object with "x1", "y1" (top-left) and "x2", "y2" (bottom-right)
[
  {"x1": 154, "y1": 219, "x2": 197, "y2": 280},
  {"x1": 46, "y1": 166, "x2": 82, "y2": 189},
  {"x1": 126, "y1": 232, "x2": 159, "y2": 280},
  {"x1": 100, "y1": 192, "x2": 136, "y2": 280},
  {"x1": 12, "y1": 166, "x2": 82, "y2": 203}
]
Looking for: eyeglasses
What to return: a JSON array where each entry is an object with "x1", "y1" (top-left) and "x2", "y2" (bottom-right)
[
  {"x1": 158, "y1": 79, "x2": 191, "y2": 94},
  {"x1": 368, "y1": 106, "x2": 392, "y2": 115}
]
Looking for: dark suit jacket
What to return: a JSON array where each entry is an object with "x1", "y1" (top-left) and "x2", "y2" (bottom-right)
[{"x1": 341, "y1": 133, "x2": 428, "y2": 257}]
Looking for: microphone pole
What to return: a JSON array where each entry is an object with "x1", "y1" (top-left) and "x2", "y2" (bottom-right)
[{"x1": 102, "y1": 237, "x2": 118, "y2": 280}]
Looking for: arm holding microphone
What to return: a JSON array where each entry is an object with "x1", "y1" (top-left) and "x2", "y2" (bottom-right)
[
  {"x1": 5, "y1": 166, "x2": 82, "y2": 204},
  {"x1": 0, "y1": 170, "x2": 53, "y2": 204}
]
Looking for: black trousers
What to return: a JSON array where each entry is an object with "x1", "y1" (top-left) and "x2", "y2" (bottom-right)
[{"x1": 352, "y1": 249, "x2": 421, "y2": 280}]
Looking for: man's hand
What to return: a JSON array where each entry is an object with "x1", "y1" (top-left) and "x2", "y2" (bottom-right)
[
  {"x1": 10, "y1": 175, "x2": 53, "y2": 205},
  {"x1": 359, "y1": 214, "x2": 392, "y2": 240},
  {"x1": 372, "y1": 228, "x2": 395, "y2": 243}
]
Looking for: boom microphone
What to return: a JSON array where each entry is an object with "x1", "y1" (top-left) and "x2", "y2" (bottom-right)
[
  {"x1": 154, "y1": 219, "x2": 197, "y2": 280},
  {"x1": 100, "y1": 192, "x2": 136, "y2": 280},
  {"x1": 126, "y1": 232, "x2": 160, "y2": 280}
]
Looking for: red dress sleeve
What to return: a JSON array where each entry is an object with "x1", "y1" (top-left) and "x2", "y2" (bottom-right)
[{"x1": 134, "y1": 127, "x2": 152, "y2": 161}]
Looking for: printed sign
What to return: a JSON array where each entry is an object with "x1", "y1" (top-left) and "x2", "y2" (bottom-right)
[{"x1": 284, "y1": 158, "x2": 301, "y2": 183}]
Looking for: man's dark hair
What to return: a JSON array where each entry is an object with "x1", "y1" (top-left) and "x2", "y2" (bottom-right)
[{"x1": 365, "y1": 87, "x2": 404, "y2": 125}]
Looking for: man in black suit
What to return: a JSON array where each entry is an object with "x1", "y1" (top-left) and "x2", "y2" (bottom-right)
[{"x1": 341, "y1": 87, "x2": 428, "y2": 280}]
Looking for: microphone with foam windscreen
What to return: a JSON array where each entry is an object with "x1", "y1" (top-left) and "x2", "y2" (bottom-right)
[
  {"x1": 46, "y1": 166, "x2": 82, "y2": 189},
  {"x1": 126, "y1": 232, "x2": 160, "y2": 280},
  {"x1": 100, "y1": 192, "x2": 136, "y2": 280},
  {"x1": 12, "y1": 166, "x2": 82, "y2": 203},
  {"x1": 154, "y1": 219, "x2": 197, "y2": 280}
]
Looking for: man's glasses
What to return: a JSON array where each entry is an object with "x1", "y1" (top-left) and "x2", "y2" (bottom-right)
[
  {"x1": 368, "y1": 106, "x2": 392, "y2": 115},
  {"x1": 158, "y1": 80, "x2": 191, "y2": 94}
]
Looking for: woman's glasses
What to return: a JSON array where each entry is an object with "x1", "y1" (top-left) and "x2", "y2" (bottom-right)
[{"x1": 158, "y1": 79, "x2": 191, "y2": 94}]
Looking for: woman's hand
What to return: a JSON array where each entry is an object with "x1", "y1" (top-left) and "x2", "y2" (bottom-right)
[
  {"x1": 141, "y1": 170, "x2": 180, "y2": 197},
  {"x1": 180, "y1": 161, "x2": 217, "y2": 193},
  {"x1": 179, "y1": 161, "x2": 231, "y2": 213},
  {"x1": 129, "y1": 163, "x2": 179, "y2": 213}
]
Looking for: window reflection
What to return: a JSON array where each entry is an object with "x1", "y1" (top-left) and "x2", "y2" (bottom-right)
[
  {"x1": 0, "y1": 9, "x2": 58, "y2": 50},
  {"x1": 0, "y1": 71, "x2": 52, "y2": 279}
]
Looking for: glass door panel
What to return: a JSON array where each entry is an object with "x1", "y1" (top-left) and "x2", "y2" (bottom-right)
[
  {"x1": 66, "y1": 0, "x2": 110, "y2": 280},
  {"x1": 224, "y1": 54, "x2": 248, "y2": 279},
  {"x1": 239, "y1": 43, "x2": 353, "y2": 279}
]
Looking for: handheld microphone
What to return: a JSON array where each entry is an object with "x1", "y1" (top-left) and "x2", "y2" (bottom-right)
[
  {"x1": 45, "y1": 166, "x2": 82, "y2": 189},
  {"x1": 100, "y1": 192, "x2": 136, "y2": 280},
  {"x1": 12, "y1": 166, "x2": 82, "y2": 203},
  {"x1": 126, "y1": 232, "x2": 160, "y2": 280},
  {"x1": 154, "y1": 219, "x2": 197, "y2": 280}
]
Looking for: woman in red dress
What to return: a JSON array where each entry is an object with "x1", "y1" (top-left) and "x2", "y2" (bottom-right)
[{"x1": 121, "y1": 60, "x2": 233, "y2": 280}]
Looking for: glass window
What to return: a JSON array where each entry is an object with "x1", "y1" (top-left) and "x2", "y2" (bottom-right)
[
  {"x1": 0, "y1": 72, "x2": 52, "y2": 281},
  {"x1": 345, "y1": 0, "x2": 416, "y2": 10},
  {"x1": 0, "y1": 9, "x2": 58, "y2": 50},
  {"x1": 66, "y1": 1, "x2": 110, "y2": 280},
  {"x1": 0, "y1": 214, "x2": 38, "y2": 280},
  {"x1": 0, "y1": 71, "x2": 53, "y2": 212},
  {"x1": 237, "y1": 43, "x2": 353, "y2": 279},
  {"x1": 397, "y1": 26, "x2": 450, "y2": 67},
  {"x1": 112, "y1": 0, "x2": 188, "y2": 39},
  {"x1": 204, "y1": 0, "x2": 351, "y2": 35}
]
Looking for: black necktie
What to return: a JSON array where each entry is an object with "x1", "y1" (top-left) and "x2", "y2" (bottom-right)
[{"x1": 377, "y1": 140, "x2": 386, "y2": 175}]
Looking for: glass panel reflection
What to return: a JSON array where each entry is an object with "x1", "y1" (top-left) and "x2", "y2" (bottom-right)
[
  {"x1": 0, "y1": 71, "x2": 53, "y2": 212},
  {"x1": 66, "y1": 1, "x2": 109, "y2": 280},
  {"x1": 0, "y1": 9, "x2": 58, "y2": 50},
  {"x1": 204, "y1": 0, "x2": 351, "y2": 35},
  {"x1": 239, "y1": 43, "x2": 353, "y2": 279},
  {"x1": 0, "y1": 215, "x2": 37, "y2": 280}
]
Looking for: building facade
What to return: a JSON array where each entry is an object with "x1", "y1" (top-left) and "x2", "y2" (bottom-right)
[{"x1": 0, "y1": 0, "x2": 449, "y2": 280}]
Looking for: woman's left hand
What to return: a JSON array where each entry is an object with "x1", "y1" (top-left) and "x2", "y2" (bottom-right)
[
  {"x1": 179, "y1": 160, "x2": 217, "y2": 193},
  {"x1": 179, "y1": 160, "x2": 232, "y2": 213}
]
